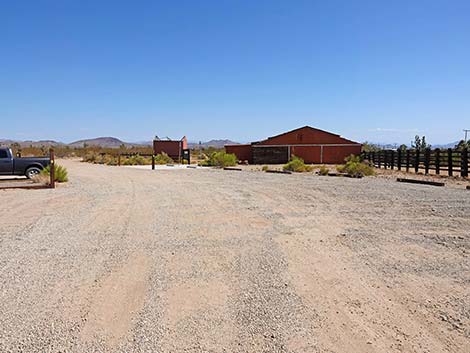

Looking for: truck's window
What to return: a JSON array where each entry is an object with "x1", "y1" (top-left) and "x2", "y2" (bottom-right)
[{"x1": 0, "y1": 150, "x2": 9, "y2": 158}]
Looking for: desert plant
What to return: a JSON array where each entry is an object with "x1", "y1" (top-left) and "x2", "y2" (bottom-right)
[
  {"x1": 41, "y1": 164, "x2": 69, "y2": 183},
  {"x1": 122, "y1": 155, "x2": 152, "y2": 165},
  {"x1": 154, "y1": 152, "x2": 174, "y2": 165},
  {"x1": 455, "y1": 140, "x2": 470, "y2": 151},
  {"x1": 338, "y1": 155, "x2": 375, "y2": 178},
  {"x1": 199, "y1": 151, "x2": 237, "y2": 167},
  {"x1": 262, "y1": 165, "x2": 269, "y2": 172},
  {"x1": 318, "y1": 165, "x2": 329, "y2": 176},
  {"x1": 283, "y1": 156, "x2": 313, "y2": 172},
  {"x1": 411, "y1": 135, "x2": 431, "y2": 151},
  {"x1": 82, "y1": 152, "x2": 98, "y2": 163}
]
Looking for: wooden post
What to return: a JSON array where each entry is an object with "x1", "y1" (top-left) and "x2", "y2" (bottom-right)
[
  {"x1": 152, "y1": 155, "x2": 155, "y2": 170},
  {"x1": 424, "y1": 148, "x2": 431, "y2": 175},
  {"x1": 461, "y1": 148, "x2": 468, "y2": 177},
  {"x1": 118, "y1": 154, "x2": 121, "y2": 167},
  {"x1": 383, "y1": 151, "x2": 387, "y2": 169},
  {"x1": 390, "y1": 150, "x2": 395, "y2": 170},
  {"x1": 406, "y1": 150, "x2": 410, "y2": 172},
  {"x1": 448, "y1": 148, "x2": 453, "y2": 176},
  {"x1": 397, "y1": 149, "x2": 402, "y2": 170},
  {"x1": 378, "y1": 151, "x2": 382, "y2": 168},
  {"x1": 372, "y1": 152, "x2": 376, "y2": 167},
  {"x1": 415, "y1": 149, "x2": 420, "y2": 173},
  {"x1": 435, "y1": 149, "x2": 440, "y2": 175},
  {"x1": 49, "y1": 148, "x2": 55, "y2": 189}
]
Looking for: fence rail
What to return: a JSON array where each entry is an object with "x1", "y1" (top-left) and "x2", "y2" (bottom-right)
[{"x1": 361, "y1": 148, "x2": 469, "y2": 178}]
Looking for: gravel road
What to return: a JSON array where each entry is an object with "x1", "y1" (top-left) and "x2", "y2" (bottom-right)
[{"x1": 0, "y1": 160, "x2": 469, "y2": 352}]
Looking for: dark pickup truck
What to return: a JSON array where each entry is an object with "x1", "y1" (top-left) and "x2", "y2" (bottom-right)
[{"x1": 0, "y1": 147, "x2": 50, "y2": 178}]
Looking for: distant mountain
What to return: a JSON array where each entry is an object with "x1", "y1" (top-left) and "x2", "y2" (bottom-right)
[
  {"x1": 1, "y1": 137, "x2": 462, "y2": 150},
  {"x1": 131, "y1": 140, "x2": 152, "y2": 146},
  {"x1": 2, "y1": 137, "x2": 240, "y2": 149},
  {"x1": 0, "y1": 139, "x2": 15, "y2": 146},
  {"x1": 68, "y1": 137, "x2": 128, "y2": 148},
  {"x1": 433, "y1": 141, "x2": 460, "y2": 149},
  {"x1": 188, "y1": 139, "x2": 240, "y2": 148},
  {"x1": 365, "y1": 141, "x2": 462, "y2": 149},
  {"x1": 0, "y1": 139, "x2": 63, "y2": 148}
]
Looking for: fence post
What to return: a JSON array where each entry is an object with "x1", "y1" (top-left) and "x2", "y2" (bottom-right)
[
  {"x1": 118, "y1": 154, "x2": 121, "y2": 167},
  {"x1": 415, "y1": 149, "x2": 420, "y2": 173},
  {"x1": 397, "y1": 149, "x2": 402, "y2": 170},
  {"x1": 152, "y1": 155, "x2": 155, "y2": 170},
  {"x1": 49, "y1": 148, "x2": 55, "y2": 189},
  {"x1": 390, "y1": 150, "x2": 395, "y2": 170},
  {"x1": 462, "y1": 148, "x2": 468, "y2": 177},
  {"x1": 448, "y1": 148, "x2": 453, "y2": 176},
  {"x1": 435, "y1": 149, "x2": 440, "y2": 175},
  {"x1": 406, "y1": 150, "x2": 410, "y2": 172},
  {"x1": 378, "y1": 151, "x2": 382, "y2": 168},
  {"x1": 372, "y1": 152, "x2": 376, "y2": 167},
  {"x1": 424, "y1": 148, "x2": 431, "y2": 175}
]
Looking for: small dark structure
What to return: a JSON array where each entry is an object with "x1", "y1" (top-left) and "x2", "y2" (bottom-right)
[
  {"x1": 225, "y1": 126, "x2": 361, "y2": 164},
  {"x1": 153, "y1": 136, "x2": 188, "y2": 161}
]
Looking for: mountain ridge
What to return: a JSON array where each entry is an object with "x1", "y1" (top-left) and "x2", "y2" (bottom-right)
[
  {"x1": 0, "y1": 137, "x2": 240, "y2": 149},
  {"x1": 1, "y1": 137, "x2": 462, "y2": 149}
]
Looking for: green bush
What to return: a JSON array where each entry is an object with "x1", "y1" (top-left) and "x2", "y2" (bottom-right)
[
  {"x1": 338, "y1": 155, "x2": 375, "y2": 178},
  {"x1": 318, "y1": 165, "x2": 329, "y2": 176},
  {"x1": 199, "y1": 151, "x2": 237, "y2": 167},
  {"x1": 41, "y1": 164, "x2": 69, "y2": 183},
  {"x1": 122, "y1": 155, "x2": 152, "y2": 165},
  {"x1": 82, "y1": 152, "x2": 98, "y2": 163},
  {"x1": 283, "y1": 156, "x2": 313, "y2": 172},
  {"x1": 154, "y1": 153, "x2": 174, "y2": 165}
]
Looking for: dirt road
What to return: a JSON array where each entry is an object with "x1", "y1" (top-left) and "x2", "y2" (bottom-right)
[{"x1": 0, "y1": 160, "x2": 469, "y2": 352}]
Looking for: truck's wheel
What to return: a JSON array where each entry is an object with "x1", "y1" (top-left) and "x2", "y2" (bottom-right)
[{"x1": 25, "y1": 167, "x2": 41, "y2": 179}]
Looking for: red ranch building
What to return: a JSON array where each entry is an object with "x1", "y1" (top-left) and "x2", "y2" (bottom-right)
[
  {"x1": 225, "y1": 126, "x2": 361, "y2": 164},
  {"x1": 153, "y1": 136, "x2": 188, "y2": 160}
]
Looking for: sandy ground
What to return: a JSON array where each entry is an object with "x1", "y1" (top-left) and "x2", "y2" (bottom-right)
[{"x1": 0, "y1": 160, "x2": 469, "y2": 353}]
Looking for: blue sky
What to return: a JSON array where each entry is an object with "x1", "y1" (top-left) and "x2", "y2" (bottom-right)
[{"x1": 1, "y1": 1, "x2": 469, "y2": 144}]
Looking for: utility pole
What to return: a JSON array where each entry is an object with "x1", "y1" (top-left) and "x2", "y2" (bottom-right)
[{"x1": 464, "y1": 129, "x2": 470, "y2": 142}]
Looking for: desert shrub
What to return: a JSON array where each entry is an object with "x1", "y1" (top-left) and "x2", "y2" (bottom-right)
[
  {"x1": 105, "y1": 155, "x2": 119, "y2": 166},
  {"x1": 122, "y1": 155, "x2": 151, "y2": 165},
  {"x1": 283, "y1": 156, "x2": 313, "y2": 172},
  {"x1": 154, "y1": 153, "x2": 174, "y2": 165},
  {"x1": 262, "y1": 165, "x2": 269, "y2": 172},
  {"x1": 338, "y1": 155, "x2": 375, "y2": 177},
  {"x1": 31, "y1": 173, "x2": 49, "y2": 184},
  {"x1": 318, "y1": 165, "x2": 329, "y2": 176},
  {"x1": 82, "y1": 152, "x2": 98, "y2": 163},
  {"x1": 41, "y1": 164, "x2": 69, "y2": 183},
  {"x1": 199, "y1": 151, "x2": 237, "y2": 167},
  {"x1": 95, "y1": 154, "x2": 108, "y2": 164}
]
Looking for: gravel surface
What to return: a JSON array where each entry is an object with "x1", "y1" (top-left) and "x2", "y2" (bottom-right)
[{"x1": 0, "y1": 160, "x2": 469, "y2": 352}]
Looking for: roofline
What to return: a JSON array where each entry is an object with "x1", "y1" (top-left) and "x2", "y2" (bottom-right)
[
  {"x1": 154, "y1": 136, "x2": 187, "y2": 142},
  {"x1": 252, "y1": 143, "x2": 362, "y2": 147},
  {"x1": 253, "y1": 125, "x2": 359, "y2": 145}
]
